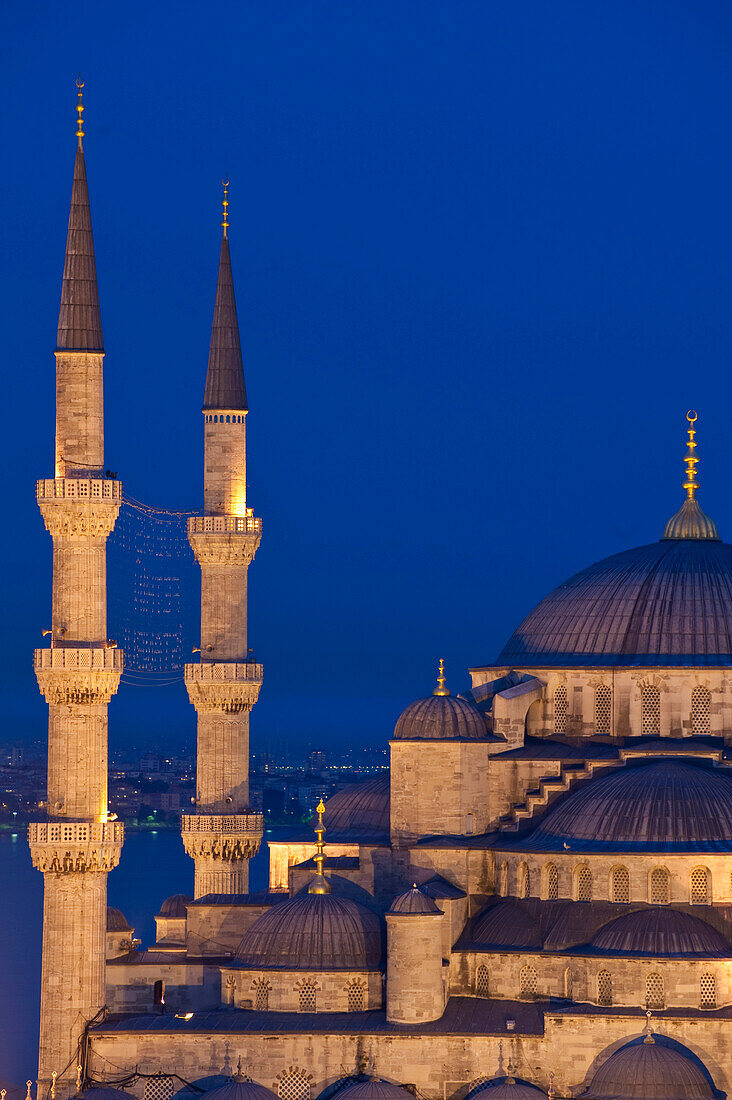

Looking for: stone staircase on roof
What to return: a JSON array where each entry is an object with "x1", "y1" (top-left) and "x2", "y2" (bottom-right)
[{"x1": 497, "y1": 757, "x2": 616, "y2": 834}]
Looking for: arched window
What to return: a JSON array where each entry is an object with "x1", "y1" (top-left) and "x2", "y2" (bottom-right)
[
  {"x1": 691, "y1": 686, "x2": 711, "y2": 735},
  {"x1": 518, "y1": 861, "x2": 530, "y2": 899},
  {"x1": 611, "y1": 866, "x2": 630, "y2": 904},
  {"x1": 254, "y1": 980, "x2": 270, "y2": 1011},
  {"x1": 690, "y1": 866, "x2": 710, "y2": 904},
  {"x1": 649, "y1": 867, "x2": 670, "y2": 905},
  {"x1": 277, "y1": 1071, "x2": 311, "y2": 1100},
  {"x1": 595, "y1": 685, "x2": 612, "y2": 736},
  {"x1": 500, "y1": 860, "x2": 508, "y2": 896},
  {"x1": 641, "y1": 685, "x2": 661, "y2": 737},
  {"x1": 597, "y1": 970, "x2": 612, "y2": 1007},
  {"x1": 476, "y1": 965, "x2": 490, "y2": 998},
  {"x1": 700, "y1": 973, "x2": 716, "y2": 1009},
  {"x1": 646, "y1": 971, "x2": 664, "y2": 1009},
  {"x1": 554, "y1": 685, "x2": 568, "y2": 735},
  {"x1": 153, "y1": 979, "x2": 165, "y2": 1005},
  {"x1": 465, "y1": 812, "x2": 474, "y2": 835},
  {"x1": 298, "y1": 980, "x2": 317, "y2": 1012},
  {"x1": 545, "y1": 863, "x2": 559, "y2": 901},
  {"x1": 519, "y1": 964, "x2": 537, "y2": 999},
  {"x1": 576, "y1": 865, "x2": 593, "y2": 902},
  {"x1": 564, "y1": 967, "x2": 574, "y2": 1000},
  {"x1": 346, "y1": 980, "x2": 365, "y2": 1012}
]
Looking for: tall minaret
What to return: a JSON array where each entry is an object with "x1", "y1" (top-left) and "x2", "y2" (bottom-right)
[
  {"x1": 30, "y1": 81, "x2": 123, "y2": 1095},
  {"x1": 181, "y1": 183, "x2": 264, "y2": 897}
]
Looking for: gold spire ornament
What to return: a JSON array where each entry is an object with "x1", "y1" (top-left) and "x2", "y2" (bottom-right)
[
  {"x1": 662, "y1": 411, "x2": 720, "y2": 541},
  {"x1": 75, "y1": 77, "x2": 84, "y2": 142},
  {"x1": 683, "y1": 410, "x2": 699, "y2": 500},
  {"x1": 643, "y1": 1008, "x2": 655, "y2": 1044},
  {"x1": 222, "y1": 179, "x2": 230, "y2": 237},
  {"x1": 75, "y1": 1065, "x2": 83, "y2": 1097},
  {"x1": 308, "y1": 797, "x2": 331, "y2": 894},
  {"x1": 433, "y1": 657, "x2": 449, "y2": 696}
]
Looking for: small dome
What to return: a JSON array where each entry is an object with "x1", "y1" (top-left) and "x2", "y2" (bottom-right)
[
  {"x1": 236, "y1": 892, "x2": 383, "y2": 970},
  {"x1": 203, "y1": 1080, "x2": 278, "y2": 1100},
  {"x1": 157, "y1": 894, "x2": 191, "y2": 918},
  {"x1": 317, "y1": 775, "x2": 390, "y2": 839},
  {"x1": 471, "y1": 901, "x2": 543, "y2": 950},
  {"x1": 336, "y1": 1081, "x2": 414, "y2": 1100},
  {"x1": 582, "y1": 1038, "x2": 716, "y2": 1099},
  {"x1": 528, "y1": 760, "x2": 732, "y2": 851},
  {"x1": 388, "y1": 887, "x2": 442, "y2": 915},
  {"x1": 591, "y1": 907, "x2": 730, "y2": 957},
  {"x1": 472, "y1": 1079, "x2": 547, "y2": 1099},
  {"x1": 393, "y1": 694, "x2": 485, "y2": 740},
  {"x1": 106, "y1": 907, "x2": 131, "y2": 932}
]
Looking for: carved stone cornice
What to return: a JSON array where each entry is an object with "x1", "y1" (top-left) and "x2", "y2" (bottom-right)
[
  {"x1": 28, "y1": 820, "x2": 124, "y2": 873},
  {"x1": 187, "y1": 518, "x2": 261, "y2": 567},
  {"x1": 184, "y1": 661, "x2": 263, "y2": 713},
  {"x1": 37, "y1": 478, "x2": 122, "y2": 540},
  {"x1": 35, "y1": 647, "x2": 123, "y2": 705},
  {"x1": 181, "y1": 812, "x2": 263, "y2": 862}
]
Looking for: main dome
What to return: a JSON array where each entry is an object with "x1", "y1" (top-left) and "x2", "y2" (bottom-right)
[
  {"x1": 496, "y1": 538, "x2": 732, "y2": 667},
  {"x1": 525, "y1": 760, "x2": 732, "y2": 852}
]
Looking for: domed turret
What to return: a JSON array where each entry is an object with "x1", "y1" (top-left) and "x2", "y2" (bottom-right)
[
  {"x1": 106, "y1": 907, "x2": 130, "y2": 933},
  {"x1": 393, "y1": 660, "x2": 485, "y2": 740},
  {"x1": 386, "y1": 885, "x2": 444, "y2": 1025}
]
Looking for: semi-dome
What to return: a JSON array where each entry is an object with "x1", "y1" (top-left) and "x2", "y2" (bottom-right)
[
  {"x1": 318, "y1": 775, "x2": 390, "y2": 839},
  {"x1": 203, "y1": 1078, "x2": 278, "y2": 1100},
  {"x1": 157, "y1": 894, "x2": 191, "y2": 918},
  {"x1": 336, "y1": 1081, "x2": 415, "y2": 1100},
  {"x1": 394, "y1": 662, "x2": 485, "y2": 740},
  {"x1": 388, "y1": 887, "x2": 442, "y2": 915},
  {"x1": 106, "y1": 907, "x2": 131, "y2": 932},
  {"x1": 471, "y1": 900, "x2": 543, "y2": 950},
  {"x1": 496, "y1": 539, "x2": 732, "y2": 668},
  {"x1": 236, "y1": 891, "x2": 383, "y2": 970},
  {"x1": 526, "y1": 760, "x2": 732, "y2": 852},
  {"x1": 590, "y1": 907, "x2": 730, "y2": 957},
  {"x1": 582, "y1": 1037, "x2": 716, "y2": 1099}
]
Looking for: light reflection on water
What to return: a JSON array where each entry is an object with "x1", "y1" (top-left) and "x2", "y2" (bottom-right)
[{"x1": 0, "y1": 827, "x2": 278, "y2": 1086}]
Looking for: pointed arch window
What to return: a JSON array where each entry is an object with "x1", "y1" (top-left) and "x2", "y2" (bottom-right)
[
  {"x1": 691, "y1": 866, "x2": 710, "y2": 904},
  {"x1": 595, "y1": 685, "x2": 612, "y2": 735},
  {"x1": 641, "y1": 685, "x2": 661, "y2": 736},
  {"x1": 519, "y1": 964, "x2": 537, "y2": 999},
  {"x1": 554, "y1": 685, "x2": 568, "y2": 735},
  {"x1": 611, "y1": 865, "x2": 629, "y2": 903},
  {"x1": 545, "y1": 862, "x2": 558, "y2": 901},
  {"x1": 476, "y1": 965, "x2": 490, "y2": 998},
  {"x1": 691, "y1": 685, "x2": 711, "y2": 735},
  {"x1": 649, "y1": 867, "x2": 670, "y2": 905},
  {"x1": 646, "y1": 971, "x2": 664, "y2": 1009},
  {"x1": 700, "y1": 973, "x2": 716, "y2": 1009},
  {"x1": 518, "y1": 861, "x2": 530, "y2": 899},
  {"x1": 597, "y1": 970, "x2": 612, "y2": 1007},
  {"x1": 576, "y1": 864, "x2": 593, "y2": 902}
]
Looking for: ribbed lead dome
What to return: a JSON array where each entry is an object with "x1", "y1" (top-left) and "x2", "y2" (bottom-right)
[
  {"x1": 236, "y1": 892, "x2": 383, "y2": 970},
  {"x1": 394, "y1": 694, "x2": 485, "y2": 740},
  {"x1": 527, "y1": 760, "x2": 732, "y2": 852},
  {"x1": 318, "y1": 775, "x2": 390, "y2": 839},
  {"x1": 581, "y1": 1038, "x2": 716, "y2": 1099},
  {"x1": 590, "y1": 908, "x2": 730, "y2": 957},
  {"x1": 497, "y1": 539, "x2": 732, "y2": 667},
  {"x1": 471, "y1": 900, "x2": 543, "y2": 950}
]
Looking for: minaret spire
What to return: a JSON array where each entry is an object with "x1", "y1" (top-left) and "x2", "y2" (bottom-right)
[
  {"x1": 56, "y1": 77, "x2": 103, "y2": 353},
  {"x1": 203, "y1": 182, "x2": 247, "y2": 412}
]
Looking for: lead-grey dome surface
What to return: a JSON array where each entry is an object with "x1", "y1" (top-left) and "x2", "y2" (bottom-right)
[
  {"x1": 157, "y1": 893, "x2": 191, "y2": 918},
  {"x1": 393, "y1": 693, "x2": 486, "y2": 740},
  {"x1": 106, "y1": 906, "x2": 131, "y2": 932},
  {"x1": 336, "y1": 1081, "x2": 415, "y2": 1100},
  {"x1": 471, "y1": 1080, "x2": 547, "y2": 1099},
  {"x1": 470, "y1": 900, "x2": 543, "y2": 950},
  {"x1": 236, "y1": 892, "x2": 383, "y2": 970},
  {"x1": 318, "y1": 775, "x2": 390, "y2": 840},
  {"x1": 590, "y1": 907, "x2": 730, "y2": 957},
  {"x1": 525, "y1": 760, "x2": 732, "y2": 852},
  {"x1": 496, "y1": 539, "x2": 732, "y2": 667},
  {"x1": 388, "y1": 887, "x2": 442, "y2": 915},
  {"x1": 581, "y1": 1038, "x2": 716, "y2": 1099},
  {"x1": 203, "y1": 1081, "x2": 278, "y2": 1100}
]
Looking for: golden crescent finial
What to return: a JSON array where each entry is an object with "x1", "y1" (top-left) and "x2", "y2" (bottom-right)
[
  {"x1": 683, "y1": 410, "x2": 700, "y2": 500},
  {"x1": 434, "y1": 657, "x2": 449, "y2": 696},
  {"x1": 75, "y1": 76, "x2": 85, "y2": 141},
  {"x1": 221, "y1": 178, "x2": 230, "y2": 237},
  {"x1": 687, "y1": 409, "x2": 697, "y2": 424}
]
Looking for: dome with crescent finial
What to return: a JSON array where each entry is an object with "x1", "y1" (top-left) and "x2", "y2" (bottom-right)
[{"x1": 393, "y1": 660, "x2": 486, "y2": 740}]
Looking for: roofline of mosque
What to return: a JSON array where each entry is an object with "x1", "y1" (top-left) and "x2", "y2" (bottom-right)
[{"x1": 470, "y1": 661, "x2": 732, "y2": 672}]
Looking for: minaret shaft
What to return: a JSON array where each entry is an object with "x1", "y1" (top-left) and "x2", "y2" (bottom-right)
[{"x1": 55, "y1": 352, "x2": 104, "y2": 477}]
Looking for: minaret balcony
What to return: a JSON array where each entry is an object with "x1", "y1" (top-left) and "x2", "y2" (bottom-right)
[
  {"x1": 181, "y1": 812, "x2": 263, "y2": 863},
  {"x1": 37, "y1": 477, "x2": 122, "y2": 539},
  {"x1": 188, "y1": 514, "x2": 261, "y2": 534},
  {"x1": 35, "y1": 646, "x2": 123, "y2": 705},
  {"x1": 184, "y1": 660, "x2": 263, "y2": 713},
  {"x1": 187, "y1": 515, "x2": 262, "y2": 568},
  {"x1": 28, "y1": 819, "x2": 124, "y2": 873}
]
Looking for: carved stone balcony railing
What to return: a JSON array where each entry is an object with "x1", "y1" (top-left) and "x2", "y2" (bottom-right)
[
  {"x1": 184, "y1": 661, "x2": 263, "y2": 713},
  {"x1": 37, "y1": 477, "x2": 122, "y2": 501},
  {"x1": 181, "y1": 812, "x2": 263, "y2": 863},
  {"x1": 36, "y1": 478, "x2": 122, "y2": 539},
  {"x1": 188, "y1": 514, "x2": 262, "y2": 534},
  {"x1": 28, "y1": 820, "x2": 124, "y2": 873},
  {"x1": 34, "y1": 646, "x2": 123, "y2": 705}
]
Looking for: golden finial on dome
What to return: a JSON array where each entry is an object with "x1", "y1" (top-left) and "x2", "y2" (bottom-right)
[
  {"x1": 25, "y1": 1083, "x2": 32, "y2": 1100},
  {"x1": 222, "y1": 179, "x2": 230, "y2": 238},
  {"x1": 643, "y1": 1008, "x2": 655, "y2": 1044},
  {"x1": 433, "y1": 657, "x2": 449, "y2": 697},
  {"x1": 75, "y1": 1066, "x2": 83, "y2": 1097},
  {"x1": 75, "y1": 76, "x2": 84, "y2": 142},
  {"x1": 308, "y1": 796, "x2": 331, "y2": 894},
  {"x1": 683, "y1": 410, "x2": 699, "y2": 500},
  {"x1": 51, "y1": 1072, "x2": 57, "y2": 1100}
]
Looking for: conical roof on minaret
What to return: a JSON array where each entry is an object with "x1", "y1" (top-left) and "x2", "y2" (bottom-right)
[
  {"x1": 203, "y1": 185, "x2": 248, "y2": 411},
  {"x1": 56, "y1": 81, "x2": 103, "y2": 352}
]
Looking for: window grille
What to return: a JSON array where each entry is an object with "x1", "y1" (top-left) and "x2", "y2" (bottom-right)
[
  {"x1": 518, "y1": 862, "x2": 530, "y2": 899},
  {"x1": 519, "y1": 965, "x2": 537, "y2": 999},
  {"x1": 298, "y1": 981, "x2": 317, "y2": 1012},
  {"x1": 597, "y1": 970, "x2": 612, "y2": 1007},
  {"x1": 476, "y1": 965, "x2": 490, "y2": 998},
  {"x1": 347, "y1": 982, "x2": 365, "y2": 1012},
  {"x1": 277, "y1": 1071, "x2": 311, "y2": 1100},
  {"x1": 254, "y1": 981, "x2": 269, "y2": 1011},
  {"x1": 500, "y1": 861, "x2": 508, "y2": 896},
  {"x1": 564, "y1": 967, "x2": 573, "y2": 1000},
  {"x1": 646, "y1": 972, "x2": 664, "y2": 1009},
  {"x1": 576, "y1": 865, "x2": 593, "y2": 902},
  {"x1": 554, "y1": 686, "x2": 568, "y2": 735},
  {"x1": 144, "y1": 1078, "x2": 174, "y2": 1100},
  {"x1": 690, "y1": 866, "x2": 709, "y2": 904},
  {"x1": 545, "y1": 863, "x2": 558, "y2": 901},
  {"x1": 649, "y1": 867, "x2": 670, "y2": 905},
  {"x1": 700, "y1": 973, "x2": 716, "y2": 1009},
  {"x1": 641, "y1": 686, "x2": 661, "y2": 737},
  {"x1": 595, "y1": 685, "x2": 612, "y2": 735},
  {"x1": 610, "y1": 866, "x2": 629, "y2": 903},
  {"x1": 691, "y1": 686, "x2": 711, "y2": 735}
]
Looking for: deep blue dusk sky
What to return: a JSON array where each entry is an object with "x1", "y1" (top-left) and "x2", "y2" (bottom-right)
[{"x1": 3, "y1": 1, "x2": 732, "y2": 752}]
